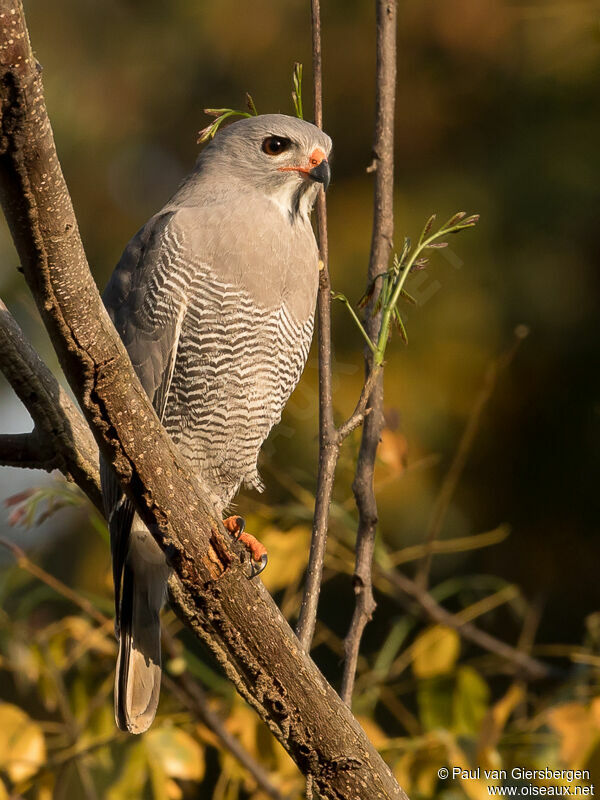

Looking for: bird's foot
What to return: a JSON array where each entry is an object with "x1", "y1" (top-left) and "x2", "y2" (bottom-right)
[{"x1": 222, "y1": 516, "x2": 268, "y2": 578}]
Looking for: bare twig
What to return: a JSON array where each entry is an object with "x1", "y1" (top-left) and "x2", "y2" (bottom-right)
[
  {"x1": 296, "y1": 0, "x2": 337, "y2": 651},
  {"x1": 340, "y1": 0, "x2": 397, "y2": 707},
  {"x1": 415, "y1": 324, "x2": 530, "y2": 590},
  {"x1": 382, "y1": 568, "x2": 551, "y2": 680},
  {"x1": 0, "y1": 537, "x2": 108, "y2": 626}
]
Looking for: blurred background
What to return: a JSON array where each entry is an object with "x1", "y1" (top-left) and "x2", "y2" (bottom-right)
[{"x1": 0, "y1": 0, "x2": 599, "y2": 797}]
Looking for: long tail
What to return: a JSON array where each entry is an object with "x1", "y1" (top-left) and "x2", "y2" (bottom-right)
[{"x1": 114, "y1": 562, "x2": 163, "y2": 734}]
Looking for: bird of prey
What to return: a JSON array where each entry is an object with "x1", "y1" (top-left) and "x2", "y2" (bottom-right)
[{"x1": 101, "y1": 114, "x2": 332, "y2": 733}]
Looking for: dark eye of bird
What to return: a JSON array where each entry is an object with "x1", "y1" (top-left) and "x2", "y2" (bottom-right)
[{"x1": 262, "y1": 136, "x2": 291, "y2": 156}]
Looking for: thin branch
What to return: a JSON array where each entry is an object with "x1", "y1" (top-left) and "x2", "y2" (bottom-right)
[
  {"x1": 383, "y1": 568, "x2": 551, "y2": 680},
  {"x1": 0, "y1": 537, "x2": 108, "y2": 626},
  {"x1": 341, "y1": 0, "x2": 397, "y2": 707},
  {"x1": 337, "y1": 366, "x2": 381, "y2": 441},
  {"x1": 296, "y1": 0, "x2": 338, "y2": 651},
  {"x1": 415, "y1": 324, "x2": 530, "y2": 590}
]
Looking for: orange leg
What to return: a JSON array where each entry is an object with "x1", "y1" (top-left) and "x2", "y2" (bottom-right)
[{"x1": 223, "y1": 516, "x2": 268, "y2": 577}]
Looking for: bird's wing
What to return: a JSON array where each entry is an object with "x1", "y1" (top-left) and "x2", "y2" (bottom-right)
[{"x1": 101, "y1": 211, "x2": 192, "y2": 624}]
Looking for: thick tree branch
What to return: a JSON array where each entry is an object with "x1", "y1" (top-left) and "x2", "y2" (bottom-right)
[
  {"x1": 0, "y1": 297, "x2": 102, "y2": 510},
  {"x1": 341, "y1": 0, "x2": 397, "y2": 706},
  {"x1": 0, "y1": 430, "x2": 45, "y2": 467},
  {"x1": 0, "y1": 3, "x2": 406, "y2": 797}
]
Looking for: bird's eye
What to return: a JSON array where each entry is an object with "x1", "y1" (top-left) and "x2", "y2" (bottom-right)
[{"x1": 262, "y1": 136, "x2": 292, "y2": 156}]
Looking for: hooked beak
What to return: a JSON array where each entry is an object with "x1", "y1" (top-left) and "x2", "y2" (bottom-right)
[
  {"x1": 309, "y1": 159, "x2": 330, "y2": 191},
  {"x1": 278, "y1": 147, "x2": 331, "y2": 191}
]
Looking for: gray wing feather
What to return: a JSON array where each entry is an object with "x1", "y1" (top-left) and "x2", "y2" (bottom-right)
[{"x1": 101, "y1": 211, "x2": 190, "y2": 625}]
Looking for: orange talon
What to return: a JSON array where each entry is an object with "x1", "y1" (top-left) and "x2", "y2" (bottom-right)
[{"x1": 222, "y1": 516, "x2": 268, "y2": 578}]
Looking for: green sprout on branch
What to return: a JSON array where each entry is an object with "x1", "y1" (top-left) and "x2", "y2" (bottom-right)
[
  {"x1": 198, "y1": 64, "x2": 304, "y2": 144},
  {"x1": 197, "y1": 92, "x2": 259, "y2": 143},
  {"x1": 333, "y1": 211, "x2": 479, "y2": 366},
  {"x1": 292, "y1": 62, "x2": 303, "y2": 119}
]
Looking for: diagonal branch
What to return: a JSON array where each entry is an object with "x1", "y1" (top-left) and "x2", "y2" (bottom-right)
[
  {"x1": 0, "y1": 297, "x2": 102, "y2": 510},
  {"x1": 0, "y1": 3, "x2": 406, "y2": 797},
  {"x1": 382, "y1": 568, "x2": 552, "y2": 680},
  {"x1": 414, "y1": 325, "x2": 530, "y2": 590}
]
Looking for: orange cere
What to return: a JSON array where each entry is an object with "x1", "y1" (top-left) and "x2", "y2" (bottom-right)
[{"x1": 278, "y1": 148, "x2": 327, "y2": 175}]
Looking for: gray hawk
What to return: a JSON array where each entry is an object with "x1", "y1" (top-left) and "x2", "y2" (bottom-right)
[{"x1": 101, "y1": 114, "x2": 332, "y2": 733}]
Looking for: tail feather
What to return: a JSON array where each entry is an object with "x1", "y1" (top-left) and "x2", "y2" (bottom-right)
[{"x1": 115, "y1": 563, "x2": 162, "y2": 734}]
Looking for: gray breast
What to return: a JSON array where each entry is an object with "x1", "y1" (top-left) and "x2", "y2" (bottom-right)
[{"x1": 162, "y1": 203, "x2": 319, "y2": 509}]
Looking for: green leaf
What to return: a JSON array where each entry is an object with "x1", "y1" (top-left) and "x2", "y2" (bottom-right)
[
  {"x1": 399, "y1": 288, "x2": 417, "y2": 305},
  {"x1": 292, "y1": 62, "x2": 303, "y2": 119},
  {"x1": 373, "y1": 617, "x2": 417, "y2": 678},
  {"x1": 453, "y1": 666, "x2": 490, "y2": 736},
  {"x1": 245, "y1": 92, "x2": 258, "y2": 116},
  {"x1": 444, "y1": 211, "x2": 467, "y2": 228},
  {"x1": 331, "y1": 291, "x2": 349, "y2": 304},
  {"x1": 397, "y1": 237, "x2": 411, "y2": 267},
  {"x1": 183, "y1": 651, "x2": 231, "y2": 695},
  {"x1": 357, "y1": 273, "x2": 386, "y2": 309},
  {"x1": 197, "y1": 108, "x2": 253, "y2": 143},
  {"x1": 393, "y1": 307, "x2": 408, "y2": 344},
  {"x1": 417, "y1": 676, "x2": 455, "y2": 732},
  {"x1": 419, "y1": 213, "x2": 436, "y2": 245},
  {"x1": 412, "y1": 625, "x2": 460, "y2": 679},
  {"x1": 107, "y1": 742, "x2": 149, "y2": 800}
]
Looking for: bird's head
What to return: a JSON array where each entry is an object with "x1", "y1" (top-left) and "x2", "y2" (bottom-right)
[{"x1": 199, "y1": 114, "x2": 332, "y2": 221}]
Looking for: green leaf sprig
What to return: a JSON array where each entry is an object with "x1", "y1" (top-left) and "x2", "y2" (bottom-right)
[
  {"x1": 333, "y1": 211, "x2": 479, "y2": 366},
  {"x1": 197, "y1": 93, "x2": 258, "y2": 144}
]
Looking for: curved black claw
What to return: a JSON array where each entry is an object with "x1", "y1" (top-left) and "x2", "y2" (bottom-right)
[
  {"x1": 249, "y1": 553, "x2": 268, "y2": 579},
  {"x1": 233, "y1": 516, "x2": 245, "y2": 540}
]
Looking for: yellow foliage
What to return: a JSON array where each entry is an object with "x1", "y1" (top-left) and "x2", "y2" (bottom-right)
[
  {"x1": 44, "y1": 615, "x2": 115, "y2": 669},
  {"x1": 378, "y1": 429, "x2": 408, "y2": 476},
  {"x1": 444, "y1": 733, "x2": 492, "y2": 800},
  {"x1": 547, "y1": 702, "x2": 600, "y2": 769},
  {"x1": 0, "y1": 703, "x2": 46, "y2": 783},
  {"x1": 255, "y1": 526, "x2": 311, "y2": 594},
  {"x1": 412, "y1": 625, "x2": 461, "y2": 678},
  {"x1": 477, "y1": 683, "x2": 524, "y2": 762},
  {"x1": 223, "y1": 697, "x2": 303, "y2": 798},
  {"x1": 146, "y1": 726, "x2": 205, "y2": 782}
]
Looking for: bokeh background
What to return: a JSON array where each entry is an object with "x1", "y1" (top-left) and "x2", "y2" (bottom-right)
[{"x1": 0, "y1": 0, "x2": 599, "y2": 797}]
